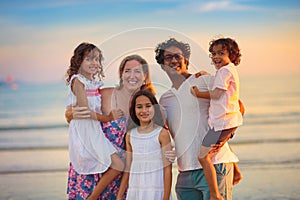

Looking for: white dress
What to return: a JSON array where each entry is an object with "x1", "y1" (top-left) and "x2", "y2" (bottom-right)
[
  {"x1": 67, "y1": 74, "x2": 116, "y2": 174},
  {"x1": 126, "y1": 126, "x2": 171, "y2": 200}
]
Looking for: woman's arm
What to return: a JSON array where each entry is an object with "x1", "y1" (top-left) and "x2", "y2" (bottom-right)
[
  {"x1": 159, "y1": 128, "x2": 172, "y2": 200},
  {"x1": 64, "y1": 105, "x2": 120, "y2": 123},
  {"x1": 65, "y1": 85, "x2": 122, "y2": 123},
  {"x1": 116, "y1": 132, "x2": 132, "y2": 200},
  {"x1": 65, "y1": 106, "x2": 73, "y2": 124},
  {"x1": 65, "y1": 106, "x2": 91, "y2": 123}
]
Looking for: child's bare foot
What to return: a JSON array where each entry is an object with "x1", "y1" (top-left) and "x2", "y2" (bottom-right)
[
  {"x1": 233, "y1": 171, "x2": 243, "y2": 186},
  {"x1": 210, "y1": 195, "x2": 224, "y2": 200}
]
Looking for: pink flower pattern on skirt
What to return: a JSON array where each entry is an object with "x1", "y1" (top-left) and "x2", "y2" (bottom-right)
[{"x1": 67, "y1": 118, "x2": 127, "y2": 200}]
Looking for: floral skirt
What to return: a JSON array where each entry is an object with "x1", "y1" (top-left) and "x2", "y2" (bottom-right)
[
  {"x1": 67, "y1": 118, "x2": 127, "y2": 200},
  {"x1": 67, "y1": 163, "x2": 126, "y2": 200}
]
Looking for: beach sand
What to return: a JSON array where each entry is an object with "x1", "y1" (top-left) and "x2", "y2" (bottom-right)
[
  {"x1": 0, "y1": 143, "x2": 299, "y2": 200},
  {"x1": 1, "y1": 164, "x2": 299, "y2": 200}
]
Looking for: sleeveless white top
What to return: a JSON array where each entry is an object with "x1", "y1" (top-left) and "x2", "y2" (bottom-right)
[
  {"x1": 126, "y1": 126, "x2": 171, "y2": 200},
  {"x1": 67, "y1": 74, "x2": 116, "y2": 174}
]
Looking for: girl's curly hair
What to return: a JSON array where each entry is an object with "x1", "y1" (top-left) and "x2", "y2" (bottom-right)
[
  {"x1": 209, "y1": 38, "x2": 241, "y2": 66},
  {"x1": 65, "y1": 42, "x2": 104, "y2": 85}
]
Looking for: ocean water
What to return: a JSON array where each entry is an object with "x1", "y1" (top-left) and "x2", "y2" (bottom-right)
[{"x1": 0, "y1": 74, "x2": 300, "y2": 199}]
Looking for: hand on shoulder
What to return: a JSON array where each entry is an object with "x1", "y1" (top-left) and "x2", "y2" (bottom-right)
[{"x1": 195, "y1": 70, "x2": 211, "y2": 78}]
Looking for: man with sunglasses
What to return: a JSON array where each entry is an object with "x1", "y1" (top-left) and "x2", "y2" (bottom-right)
[{"x1": 155, "y1": 38, "x2": 238, "y2": 200}]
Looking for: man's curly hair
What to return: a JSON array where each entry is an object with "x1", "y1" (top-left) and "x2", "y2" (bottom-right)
[{"x1": 155, "y1": 38, "x2": 191, "y2": 69}]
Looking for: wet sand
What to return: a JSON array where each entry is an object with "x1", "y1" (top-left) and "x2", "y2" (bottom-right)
[{"x1": 0, "y1": 145, "x2": 299, "y2": 200}]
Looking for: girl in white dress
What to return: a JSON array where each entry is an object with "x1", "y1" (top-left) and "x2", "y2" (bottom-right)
[
  {"x1": 116, "y1": 90, "x2": 172, "y2": 200},
  {"x1": 65, "y1": 42, "x2": 124, "y2": 200}
]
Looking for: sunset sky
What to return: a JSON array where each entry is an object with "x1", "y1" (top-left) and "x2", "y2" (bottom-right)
[{"x1": 0, "y1": 0, "x2": 299, "y2": 84}]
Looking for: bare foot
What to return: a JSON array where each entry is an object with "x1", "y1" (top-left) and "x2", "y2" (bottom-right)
[{"x1": 210, "y1": 196, "x2": 224, "y2": 200}]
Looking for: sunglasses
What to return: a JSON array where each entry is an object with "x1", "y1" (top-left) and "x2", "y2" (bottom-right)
[{"x1": 163, "y1": 54, "x2": 183, "y2": 62}]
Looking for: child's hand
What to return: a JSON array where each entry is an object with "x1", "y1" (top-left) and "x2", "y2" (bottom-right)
[
  {"x1": 195, "y1": 70, "x2": 210, "y2": 78},
  {"x1": 190, "y1": 86, "x2": 199, "y2": 97},
  {"x1": 110, "y1": 109, "x2": 124, "y2": 120},
  {"x1": 209, "y1": 141, "x2": 226, "y2": 154},
  {"x1": 164, "y1": 148, "x2": 176, "y2": 163}
]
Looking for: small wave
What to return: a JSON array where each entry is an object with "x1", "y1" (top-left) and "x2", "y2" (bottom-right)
[
  {"x1": 0, "y1": 124, "x2": 68, "y2": 131},
  {"x1": 1, "y1": 138, "x2": 300, "y2": 151},
  {"x1": 231, "y1": 138, "x2": 300, "y2": 145},
  {"x1": 244, "y1": 119, "x2": 299, "y2": 126},
  {"x1": 244, "y1": 113, "x2": 300, "y2": 125},
  {"x1": 245, "y1": 111, "x2": 300, "y2": 119},
  {"x1": 0, "y1": 168, "x2": 67, "y2": 175},
  {"x1": 1, "y1": 159, "x2": 299, "y2": 175},
  {"x1": 0, "y1": 146, "x2": 68, "y2": 151},
  {"x1": 240, "y1": 159, "x2": 300, "y2": 167},
  {"x1": 0, "y1": 111, "x2": 299, "y2": 130}
]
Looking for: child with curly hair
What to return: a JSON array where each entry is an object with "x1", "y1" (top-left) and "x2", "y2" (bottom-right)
[
  {"x1": 191, "y1": 37, "x2": 243, "y2": 200},
  {"x1": 65, "y1": 42, "x2": 124, "y2": 200}
]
